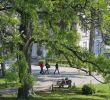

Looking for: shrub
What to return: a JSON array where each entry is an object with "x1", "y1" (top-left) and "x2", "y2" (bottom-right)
[
  {"x1": 5, "y1": 71, "x2": 19, "y2": 83},
  {"x1": 82, "y1": 84, "x2": 96, "y2": 95}
]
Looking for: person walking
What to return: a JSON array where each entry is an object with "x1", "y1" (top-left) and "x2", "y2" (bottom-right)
[
  {"x1": 39, "y1": 61, "x2": 44, "y2": 74},
  {"x1": 54, "y1": 62, "x2": 60, "y2": 74},
  {"x1": 45, "y1": 62, "x2": 50, "y2": 74}
]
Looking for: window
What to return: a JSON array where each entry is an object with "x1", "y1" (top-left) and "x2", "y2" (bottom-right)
[
  {"x1": 96, "y1": 40, "x2": 101, "y2": 54},
  {"x1": 95, "y1": 28, "x2": 100, "y2": 36},
  {"x1": 83, "y1": 27, "x2": 87, "y2": 33},
  {"x1": 37, "y1": 44, "x2": 43, "y2": 56},
  {"x1": 83, "y1": 41, "x2": 87, "y2": 48},
  {"x1": 83, "y1": 28, "x2": 88, "y2": 36},
  {"x1": 81, "y1": 27, "x2": 88, "y2": 36}
]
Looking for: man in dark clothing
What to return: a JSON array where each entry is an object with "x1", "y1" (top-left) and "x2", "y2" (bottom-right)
[
  {"x1": 45, "y1": 62, "x2": 50, "y2": 74},
  {"x1": 54, "y1": 62, "x2": 60, "y2": 74}
]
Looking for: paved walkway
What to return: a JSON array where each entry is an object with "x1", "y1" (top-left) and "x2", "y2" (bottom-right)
[
  {"x1": 0, "y1": 65, "x2": 103, "y2": 94},
  {"x1": 0, "y1": 88, "x2": 17, "y2": 94},
  {"x1": 32, "y1": 65, "x2": 103, "y2": 91}
]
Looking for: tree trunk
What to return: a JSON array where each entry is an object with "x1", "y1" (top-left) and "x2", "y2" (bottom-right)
[
  {"x1": 17, "y1": 12, "x2": 33, "y2": 99},
  {"x1": 17, "y1": 83, "x2": 30, "y2": 99},
  {"x1": 17, "y1": 43, "x2": 33, "y2": 99},
  {"x1": 26, "y1": 41, "x2": 33, "y2": 74},
  {"x1": 1, "y1": 62, "x2": 5, "y2": 77},
  {"x1": 88, "y1": 8, "x2": 96, "y2": 75},
  {"x1": 17, "y1": 38, "x2": 33, "y2": 99}
]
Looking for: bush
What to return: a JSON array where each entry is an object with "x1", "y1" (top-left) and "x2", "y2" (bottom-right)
[
  {"x1": 82, "y1": 84, "x2": 96, "y2": 95},
  {"x1": 5, "y1": 71, "x2": 19, "y2": 83}
]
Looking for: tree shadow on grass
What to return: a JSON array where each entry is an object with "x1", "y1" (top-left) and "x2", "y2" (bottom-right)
[
  {"x1": 94, "y1": 93, "x2": 109, "y2": 98},
  {"x1": 29, "y1": 91, "x2": 104, "y2": 100},
  {"x1": 0, "y1": 97, "x2": 16, "y2": 100}
]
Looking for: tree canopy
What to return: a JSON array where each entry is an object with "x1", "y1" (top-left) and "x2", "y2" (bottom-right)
[{"x1": 0, "y1": 0, "x2": 110, "y2": 99}]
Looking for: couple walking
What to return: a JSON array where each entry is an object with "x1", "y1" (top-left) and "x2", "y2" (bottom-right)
[
  {"x1": 39, "y1": 61, "x2": 60, "y2": 74},
  {"x1": 39, "y1": 61, "x2": 50, "y2": 74}
]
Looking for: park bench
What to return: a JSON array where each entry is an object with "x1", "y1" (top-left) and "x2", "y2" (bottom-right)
[
  {"x1": 57, "y1": 78, "x2": 72, "y2": 88},
  {"x1": 51, "y1": 78, "x2": 72, "y2": 91}
]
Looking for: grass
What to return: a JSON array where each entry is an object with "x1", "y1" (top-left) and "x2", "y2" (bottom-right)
[
  {"x1": 0, "y1": 94, "x2": 16, "y2": 100},
  {"x1": 0, "y1": 77, "x2": 20, "y2": 89},
  {"x1": 0, "y1": 78, "x2": 110, "y2": 100},
  {"x1": 0, "y1": 78, "x2": 5, "y2": 84},
  {"x1": 29, "y1": 91, "x2": 105, "y2": 100},
  {"x1": 28, "y1": 84, "x2": 110, "y2": 100},
  {"x1": 94, "y1": 83, "x2": 110, "y2": 93},
  {"x1": 0, "y1": 92, "x2": 107, "y2": 100}
]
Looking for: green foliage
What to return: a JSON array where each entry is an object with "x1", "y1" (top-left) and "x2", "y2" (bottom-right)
[
  {"x1": 29, "y1": 91, "x2": 105, "y2": 100},
  {"x1": 0, "y1": 12, "x2": 19, "y2": 27},
  {"x1": 94, "y1": 83, "x2": 110, "y2": 93},
  {"x1": 17, "y1": 55, "x2": 28, "y2": 84},
  {"x1": 5, "y1": 71, "x2": 19, "y2": 83},
  {"x1": 4, "y1": 62, "x2": 19, "y2": 83},
  {"x1": 93, "y1": 55, "x2": 110, "y2": 81},
  {"x1": 82, "y1": 84, "x2": 96, "y2": 95},
  {"x1": 39, "y1": 60, "x2": 45, "y2": 64},
  {"x1": 16, "y1": 52, "x2": 35, "y2": 86},
  {"x1": 102, "y1": 12, "x2": 110, "y2": 45},
  {"x1": 23, "y1": 74, "x2": 35, "y2": 86},
  {"x1": 1, "y1": 1, "x2": 110, "y2": 98}
]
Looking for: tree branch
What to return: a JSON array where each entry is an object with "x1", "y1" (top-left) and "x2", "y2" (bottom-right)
[
  {"x1": 91, "y1": 74, "x2": 106, "y2": 84},
  {"x1": 50, "y1": 43, "x2": 106, "y2": 84},
  {"x1": 61, "y1": 44, "x2": 108, "y2": 74},
  {"x1": 0, "y1": 6, "x2": 12, "y2": 11}
]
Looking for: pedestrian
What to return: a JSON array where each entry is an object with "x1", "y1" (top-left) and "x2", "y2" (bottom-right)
[
  {"x1": 39, "y1": 61, "x2": 44, "y2": 74},
  {"x1": 45, "y1": 61, "x2": 50, "y2": 74},
  {"x1": 54, "y1": 62, "x2": 60, "y2": 74}
]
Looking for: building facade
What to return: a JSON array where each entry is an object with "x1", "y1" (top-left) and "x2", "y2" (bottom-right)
[{"x1": 77, "y1": 24, "x2": 104, "y2": 56}]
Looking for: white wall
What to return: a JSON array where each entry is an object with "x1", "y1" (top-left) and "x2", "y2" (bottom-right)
[
  {"x1": 77, "y1": 24, "x2": 90, "y2": 49},
  {"x1": 77, "y1": 24, "x2": 104, "y2": 55},
  {"x1": 31, "y1": 43, "x2": 37, "y2": 58}
]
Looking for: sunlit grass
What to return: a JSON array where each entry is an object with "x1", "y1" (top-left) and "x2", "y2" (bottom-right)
[
  {"x1": 0, "y1": 77, "x2": 110, "y2": 100},
  {"x1": 29, "y1": 92, "x2": 105, "y2": 100},
  {"x1": 0, "y1": 78, "x2": 19, "y2": 89},
  {"x1": 94, "y1": 83, "x2": 110, "y2": 93}
]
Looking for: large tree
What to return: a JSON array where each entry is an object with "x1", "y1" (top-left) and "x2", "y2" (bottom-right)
[{"x1": 0, "y1": 0, "x2": 110, "y2": 99}]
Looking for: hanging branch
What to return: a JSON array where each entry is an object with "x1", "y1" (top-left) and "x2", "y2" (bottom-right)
[
  {"x1": 61, "y1": 44, "x2": 108, "y2": 74},
  {"x1": 52, "y1": 43, "x2": 106, "y2": 84}
]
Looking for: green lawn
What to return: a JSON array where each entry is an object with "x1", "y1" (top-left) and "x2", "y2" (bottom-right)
[
  {"x1": 95, "y1": 83, "x2": 110, "y2": 93},
  {"x1": 29, "y1": 92, "x2": 106, "y2": 100},
  {"x1": 0, "y1": 92, "x2": 107, "y2": 100},
  {"x1": 28, "y1": 84, "x2": 110, "y2": 100},
  {"x1": 0, "y1": 78, "x2": 19, "y2": 89},
  {"x1": 0, "y1": 78, "x2": 110, "y2": 100}
]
